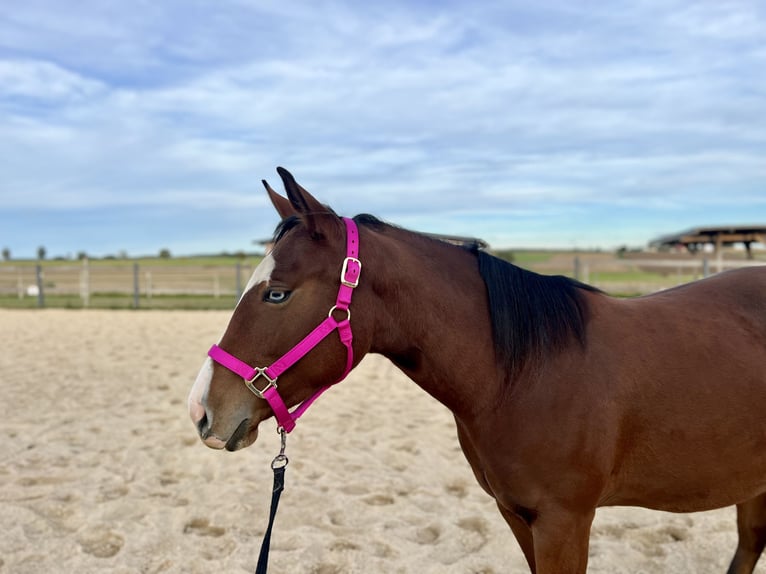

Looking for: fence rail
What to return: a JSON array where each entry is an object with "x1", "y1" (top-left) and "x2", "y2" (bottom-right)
[
  {"x1": 0, "y1": 261, "x2": 257, "y2": 309},
  {"x1": 571, "y1": 256, "x2": 763, "y2": 294}
]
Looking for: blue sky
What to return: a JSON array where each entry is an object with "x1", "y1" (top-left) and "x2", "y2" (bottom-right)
[{"x1": 1, "y1": 0, "x2": 764, "y2": 258}]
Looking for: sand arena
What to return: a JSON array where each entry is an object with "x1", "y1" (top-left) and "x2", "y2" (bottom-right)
[{"x1": 0, "y1": 309, "x2": 759, "y2": 573}]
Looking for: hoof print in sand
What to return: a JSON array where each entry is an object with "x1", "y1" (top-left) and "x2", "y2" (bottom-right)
[
  {"x1": 415, "y1": 524, "x2": 441, "y2": 545},
  {"x1": 77, "y1": 527, "x2": 124, "y2": 558},
  {"x1": 457, "y1": 516, "x2": 489, "y2": 552},
  {"x1": 183, "y1": 517, "x2": 226, "y2": 537},
  {"x1": 363, "y1": 494, "x2": 395, "y2": 506}
]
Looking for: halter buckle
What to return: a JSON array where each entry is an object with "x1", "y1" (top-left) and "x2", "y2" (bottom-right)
[
  {"x1": 244, "y1": 367, "x2": 278, "y2": 398},
  {"x1": 340, "y1": 257, "x2": 362, "y2": 288}
]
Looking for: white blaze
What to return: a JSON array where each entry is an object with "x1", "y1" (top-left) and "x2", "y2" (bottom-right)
[
  {"x1": 188, "y1": 252, "x2": 276, "y2": 424},
  {"x1": 188, "y1": 357, "x2": 213, "y2": 423},
  {"x1": 238, "y1": 252, "x2": 275, "y2": 306}
]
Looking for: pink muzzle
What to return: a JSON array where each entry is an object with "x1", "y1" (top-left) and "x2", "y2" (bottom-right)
[{"x1": 207, "y1": 217, "x2": 361, "y2": 433}]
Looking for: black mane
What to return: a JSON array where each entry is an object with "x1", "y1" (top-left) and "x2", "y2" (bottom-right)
[
  {"x1": 474, "y1": 249, "x2": 600, "y2": 382},
  {"x1": 351, "y1": 216, "x2": 600, "y2": 382},
  {"x1": 353, "y1": 215, "x2": 600, "y2": 382}
]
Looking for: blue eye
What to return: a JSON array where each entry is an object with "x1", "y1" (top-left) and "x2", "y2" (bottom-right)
[{"x1": 264, "y1": 289, "x2": 290, "y2": 303}]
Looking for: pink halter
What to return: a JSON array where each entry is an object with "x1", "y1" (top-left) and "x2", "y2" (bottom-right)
[{"x1": 207, "y1": 217, "x2": 361, "y2": 433}]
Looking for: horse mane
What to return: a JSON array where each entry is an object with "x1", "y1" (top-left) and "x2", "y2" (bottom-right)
[
  {"x1": 352, "y1": 215, "x2": 600, "y2": 382},
  {"x1": 474, "y1": 249, "x2": 601, "y2": 382}
]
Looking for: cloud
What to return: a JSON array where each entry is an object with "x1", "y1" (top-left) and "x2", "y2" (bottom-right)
[
  {"x1": 0, "y1": 59, "x2": 105, "y2": 101},
  {"x1": 0, "y1": 0, "x2": 764, "y2": 256}
]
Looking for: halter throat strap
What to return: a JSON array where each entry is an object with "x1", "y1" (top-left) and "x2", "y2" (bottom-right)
[{"x1": 207, "y1": 217, "x2": 361, "y2": 433}]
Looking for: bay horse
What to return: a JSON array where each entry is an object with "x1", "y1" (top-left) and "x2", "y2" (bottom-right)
[{"x1": 188, "y1": 167, "x2": 766, "y2": 573}]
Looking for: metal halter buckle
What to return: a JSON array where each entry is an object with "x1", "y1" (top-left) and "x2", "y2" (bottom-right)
[
  {"x1": 340, "y1": 257, "x2": 362, "y2": 288},
  {"x1": 244, "y1": 367, "x2": 278, "y2": 398}
]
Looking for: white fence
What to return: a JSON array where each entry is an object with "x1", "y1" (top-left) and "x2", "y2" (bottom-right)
[{"x1": 0, "y1": 260, "x2": 257, "y2": 308}]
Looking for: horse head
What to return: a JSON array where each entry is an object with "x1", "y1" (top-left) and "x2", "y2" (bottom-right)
[{"x1": 188, "y1": 168, "x2": 372, "y2": 451}]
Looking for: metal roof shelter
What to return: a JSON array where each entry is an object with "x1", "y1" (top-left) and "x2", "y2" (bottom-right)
[{"x1": 649, "y1": 225, "x2": 766, "y2": 259}]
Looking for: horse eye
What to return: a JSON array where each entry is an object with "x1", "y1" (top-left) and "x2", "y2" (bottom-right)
[{"x1": 264, "y1": 289, "x2": 290, "y2": 303}]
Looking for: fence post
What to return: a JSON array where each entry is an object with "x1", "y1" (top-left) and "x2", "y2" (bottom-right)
[
  {"x1": 80, "y1": 257, "x2": 90, "y2": 308},
  {"x1": 702, "y1": 257, "x2": 710, "y2": 278},
  {"x1": 573, "y1": 257, "x2": 581, "y2": 281},
  {"x1": 36, "y1": 264, "x2": 45, "y2": 308},
  {"x1": 133, "y1": 262, "x2": 140, "y2": 309}
]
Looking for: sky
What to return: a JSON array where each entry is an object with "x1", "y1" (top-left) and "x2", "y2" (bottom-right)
[{"x1": 1, "y1": 0, "x2": 765, "y2": 258}]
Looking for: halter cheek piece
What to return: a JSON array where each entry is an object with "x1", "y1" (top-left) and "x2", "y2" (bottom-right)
[{"x1": 207, "y1": 217, "x2": 361, "y2": 433}]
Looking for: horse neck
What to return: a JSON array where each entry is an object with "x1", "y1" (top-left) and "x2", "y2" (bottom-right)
[{"x1": 361, "y1": 226, "x2": 499, "y2": 418}]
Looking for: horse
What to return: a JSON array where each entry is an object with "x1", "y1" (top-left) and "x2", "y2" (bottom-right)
[{"x1": 188, "y1": 167, "x2": 766, "y2": 573}]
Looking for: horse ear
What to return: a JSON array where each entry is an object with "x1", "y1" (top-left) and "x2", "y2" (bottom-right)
[
  {"x1": 276, "y1": 167, "x2": 341, "y2": 239},
  {"x1": 262, "y1": 179, "x2": 296, "y2": 220}
]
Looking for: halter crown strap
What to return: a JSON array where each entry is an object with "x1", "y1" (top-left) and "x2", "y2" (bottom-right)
[{"x1": 208, "y1": 217, "x2": 361, "y2": 433}]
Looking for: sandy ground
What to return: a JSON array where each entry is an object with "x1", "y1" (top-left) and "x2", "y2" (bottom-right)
[{"x1": 0, "y1": 309, "x2": 761, "y2": 573}]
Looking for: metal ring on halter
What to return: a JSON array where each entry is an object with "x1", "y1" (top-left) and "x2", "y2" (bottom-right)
[{"x1": 328, "y1": 305, "x2": 351, "y2": 322}]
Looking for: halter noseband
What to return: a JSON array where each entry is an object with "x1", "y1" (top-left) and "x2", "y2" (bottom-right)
[{"x1": 207, "y1": 217, "x2": 361, "y2": 433}]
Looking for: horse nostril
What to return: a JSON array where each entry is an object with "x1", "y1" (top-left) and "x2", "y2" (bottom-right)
[{"x1": 196, "y1": 412, "x2": 211, "y2": 439}]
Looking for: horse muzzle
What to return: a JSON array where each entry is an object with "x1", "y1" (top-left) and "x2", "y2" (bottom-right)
[{"x1": 193, "y1": 411, "x2": 258, "y2": 451}]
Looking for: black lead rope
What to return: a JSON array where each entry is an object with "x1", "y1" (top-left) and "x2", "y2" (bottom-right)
[{"x1": 255, "y1": 429, "x2": 288, "y2": 574}]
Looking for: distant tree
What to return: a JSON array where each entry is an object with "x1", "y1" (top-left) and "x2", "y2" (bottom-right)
[
  {"x1": 37, "y1": 246, "x2": 46, "y2": 260},
  {"x1": 1, "y1": 247, "x2": 10, "y2": 261},
  {"x1": 77, "y1": 251, "x2": 88, "y2": 261},
  {"x1": 159, "y1": 248, "x2": 172, "y2": 259},
  {"x1": 118, "y1": 250, "x2": 128, "y2": 259}
]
